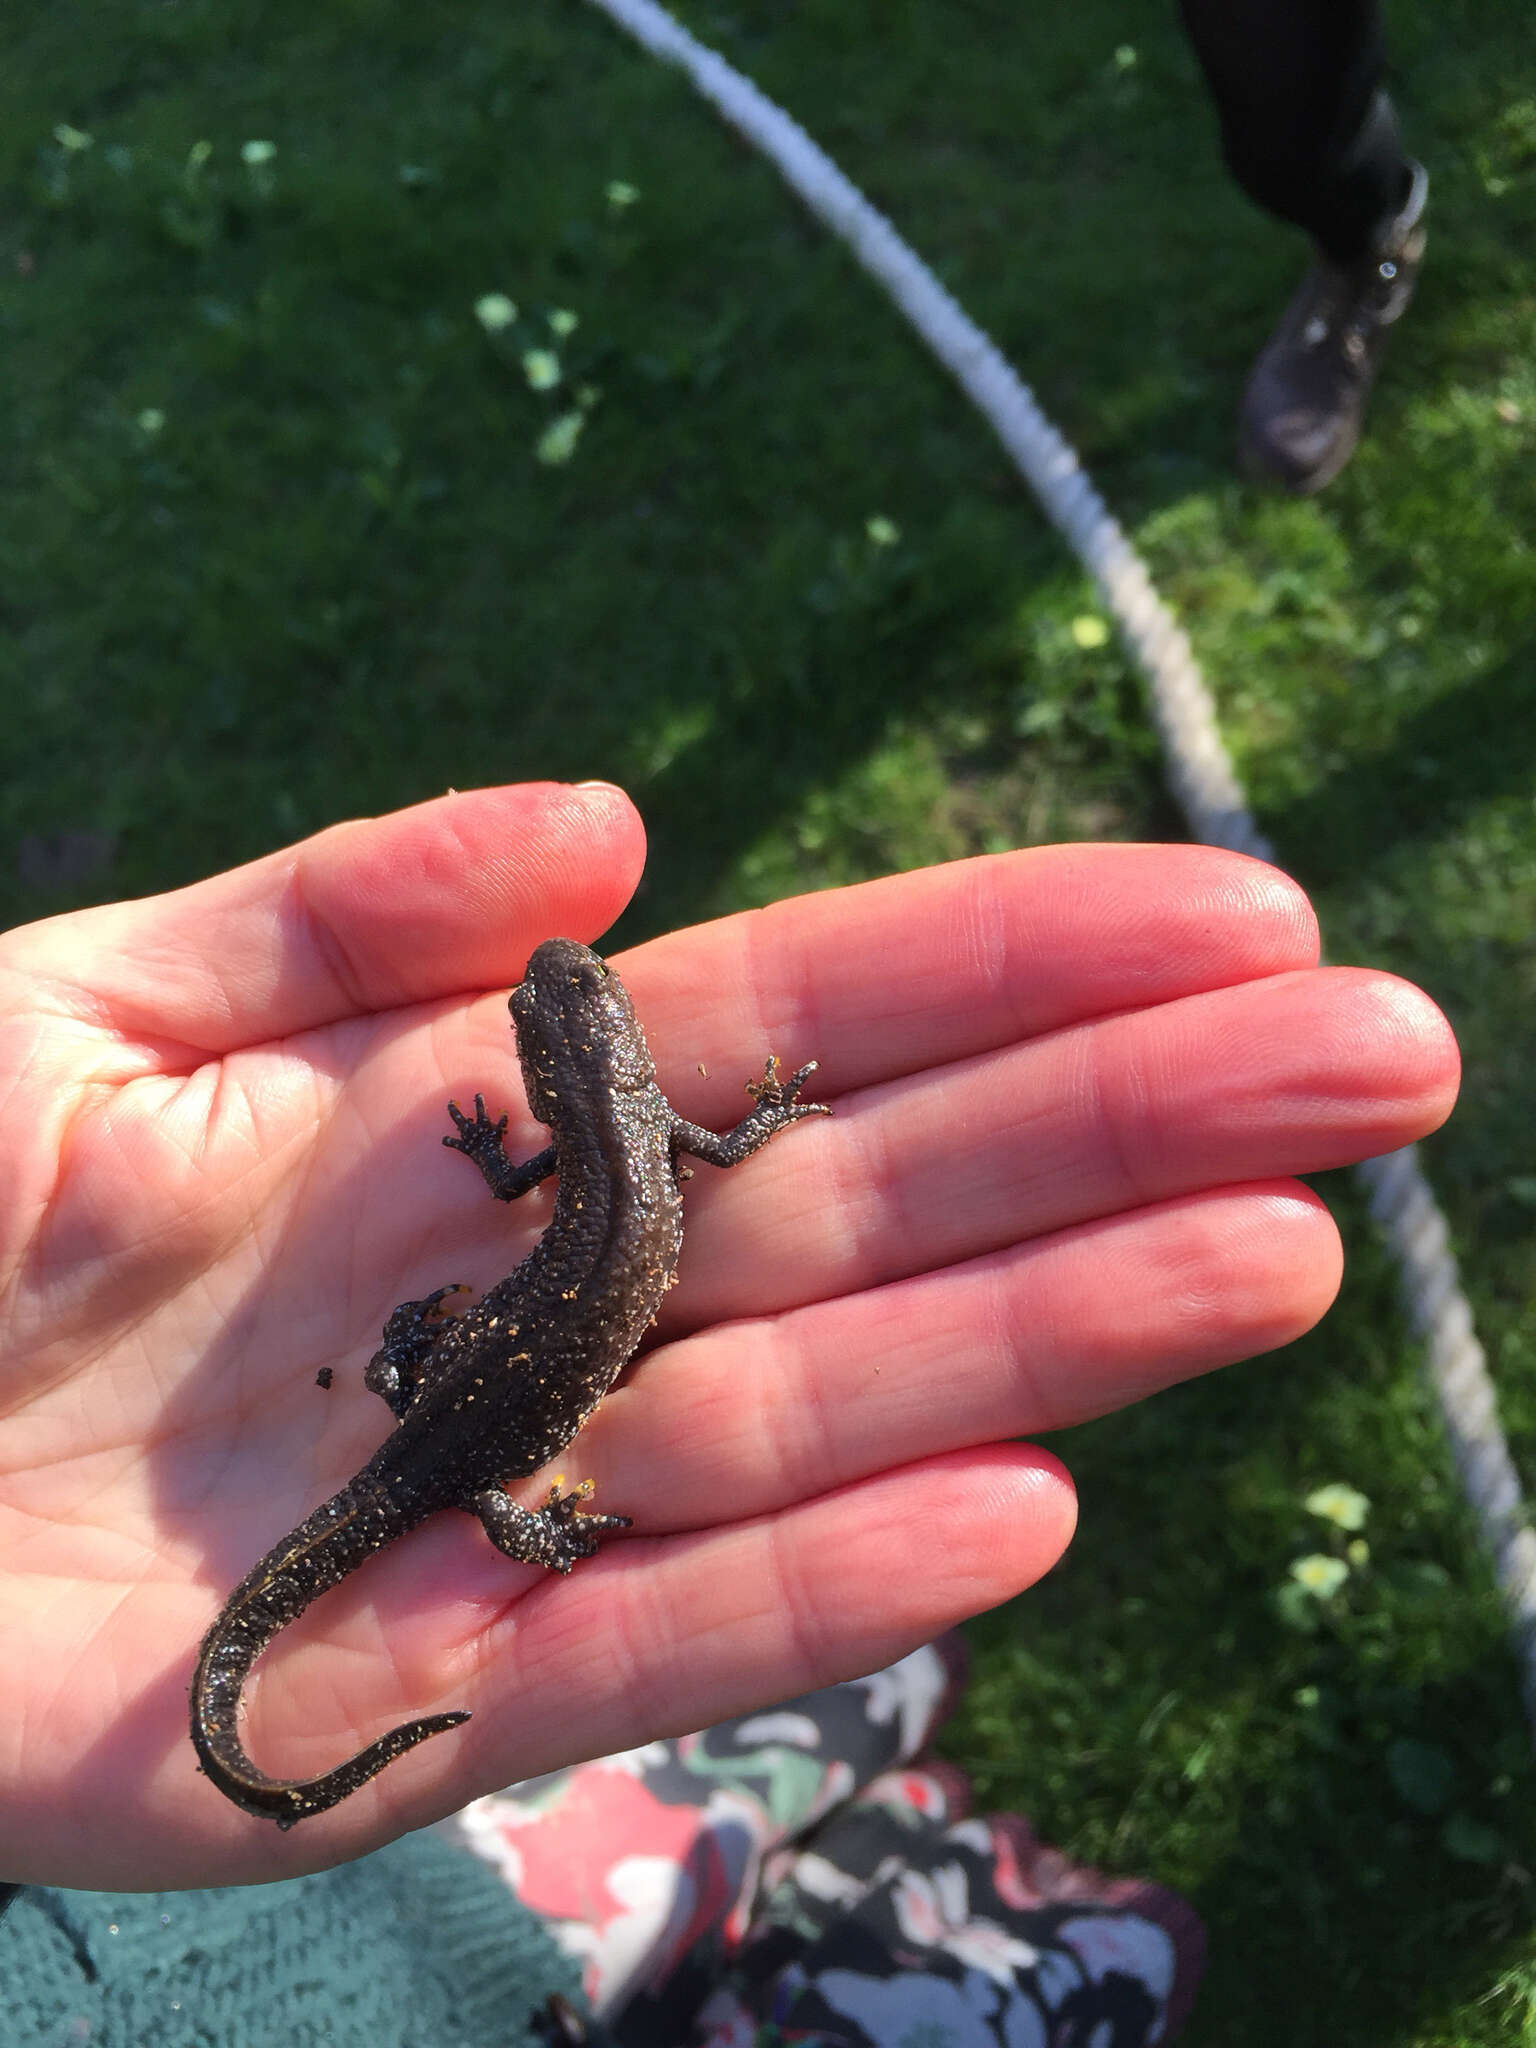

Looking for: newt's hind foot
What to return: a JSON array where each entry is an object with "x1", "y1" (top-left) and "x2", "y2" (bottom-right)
[
  {"x1": 472, "y1": 1479, "x2": 632, "y2": 1575},
  {"x1": 365, "y1": 1284, "x2": 473, "y2": 1417}
]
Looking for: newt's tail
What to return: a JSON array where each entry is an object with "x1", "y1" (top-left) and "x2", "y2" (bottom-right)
[{"x1": 189, "y1": 1489, "x2": 470, "y2": 1829}]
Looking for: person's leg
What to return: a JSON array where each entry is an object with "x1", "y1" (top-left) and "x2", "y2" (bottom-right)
[
  {"x1": 1178, "y1": 0, "x2": 1405, "y2": 259},
  {"x1": 451, "y1": 1640, "x2": 970, "y2": 2045},
  {"x1": 1177, "y1": 0, "x2": 1426, "y2": 491},
  {"x1": 455, "y1": 1638, "x2": 1206, "y2": 2048}
]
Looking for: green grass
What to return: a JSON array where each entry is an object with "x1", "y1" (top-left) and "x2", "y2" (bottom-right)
[{"x1": 3, "y1": 1, "x2": 1533, "y2": 2040}]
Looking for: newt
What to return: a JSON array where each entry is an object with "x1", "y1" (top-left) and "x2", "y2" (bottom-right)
[{"x1": 190, "y1": 937, "x2": 830, "y2": 1827}]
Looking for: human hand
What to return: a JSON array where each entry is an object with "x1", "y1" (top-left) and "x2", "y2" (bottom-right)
[{"x1": 0, "y1": 784, "x2": 1457, "y2": 1889}]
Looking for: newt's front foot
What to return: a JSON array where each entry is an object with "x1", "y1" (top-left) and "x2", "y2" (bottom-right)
[
  {"x1": 668, "y1": 1055, "x2": 831, "y2": 1170},
  {"x1": 444, "y1": 1095, "x2": 557, "y2": 1202},
  {"x1": 746, "y1": 1054, "x2": 829, "y2": 1119},
  {"x1": 443, "y1": 1093, "x2": 510, "y2": 1172}
]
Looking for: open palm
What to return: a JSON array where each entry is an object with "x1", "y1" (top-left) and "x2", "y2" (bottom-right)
[{"x1": 0, "y1": 783, "x2": 1457, "y2": 1891}]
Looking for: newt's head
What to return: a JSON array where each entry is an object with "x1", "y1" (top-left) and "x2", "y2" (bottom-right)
[{"x1": 511, "y1": 937, "x2": 657, "y2": 1117}]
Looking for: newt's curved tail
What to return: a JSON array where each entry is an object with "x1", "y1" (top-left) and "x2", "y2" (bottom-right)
[{"x1": 189, "y1": 1489, "x2": 469, "y2": 1829}]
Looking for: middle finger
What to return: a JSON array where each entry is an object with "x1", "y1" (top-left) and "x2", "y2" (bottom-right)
[{"x1": 669, "y1": 963, "x2": 1450, "y2": 1330}]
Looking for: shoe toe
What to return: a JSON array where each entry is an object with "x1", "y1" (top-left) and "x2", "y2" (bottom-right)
[{"x1": 1240, "y1": 401, "x2": 1357, "y2": 493}]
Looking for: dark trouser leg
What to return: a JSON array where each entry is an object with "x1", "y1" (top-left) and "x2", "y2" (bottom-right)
[
  {"x1": 1177, "y1": 0, "x2": 1409, "y2": 261},
  {"x1": 1177, "y1": 0, "x2": 1426, "y2": 490}
]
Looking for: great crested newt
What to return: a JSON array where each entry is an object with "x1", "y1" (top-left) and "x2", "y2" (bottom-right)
[{"x1": 190, "y1": 937, "x2": 830, "y2": 1827}]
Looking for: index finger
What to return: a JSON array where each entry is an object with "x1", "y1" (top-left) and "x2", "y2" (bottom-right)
[{"x1": 0, "y1": 783, "x2": 646, "y2": 1061}]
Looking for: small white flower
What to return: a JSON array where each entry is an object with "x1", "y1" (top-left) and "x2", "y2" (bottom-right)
[
  {"x1": 522, "y1": 348, "x2": 562, "y2": 392},
  {"x1": 890, "y1": 1865, "x2": 952, "y2": 1946},
  {"x1": 780, "y1": 1852, "x2": 866, "y2": 1907},
  {"x1": 943, "y1": 1915, "x2": 1042, "y2": 1985},
  {"x1": 853, "y1": 1643, "x2": 950, "y2": 1754},
  {"x1": 474, "y1": 293, "x2": 518, "y2": 333},
  {"x1": 1305, "y1": 1482, "x2": 1369, "y2": 1532},
  {"x1": 865, "y1": 514, "x2": 900, "y2": 547},
  {"x1": 1290, "y1": 1553, "x2": 1349, "y2": 1599},
  {"x1": 605, "y1": 179, "x2": 640, "y2": 210},
  {"x1": 136, "y1": 407, "x2": 166, "y2": 436},
  {"x1": 241, "y1": 139, "x2": 277, "y2": 166},
  {"x1": 733, "y1": 1710, "x2": 819, "y2": 1748},
  {"x1": 54, "y1": 123, "x2": 93, "y2": 152},
  {"x1": 547, "y1": 307, "x2": 579, "y2": 338},
  {"x1": 535, "y1": 411, "x2": 585, "y2": 465}
]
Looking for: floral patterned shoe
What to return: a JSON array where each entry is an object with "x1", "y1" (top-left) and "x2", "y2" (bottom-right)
[{"x1": 699, "y1": 1769, "x2": 1204, "y2": 2047}]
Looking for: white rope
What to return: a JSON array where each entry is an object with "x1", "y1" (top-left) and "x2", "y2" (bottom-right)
[{"x1": 583, "y1": 0, "x2": 1536, "y2": 1723}]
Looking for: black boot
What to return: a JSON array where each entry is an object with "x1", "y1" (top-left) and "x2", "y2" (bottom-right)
[{"x1": 1239, "y1": 160, "x2": 1427, "y2": 493}]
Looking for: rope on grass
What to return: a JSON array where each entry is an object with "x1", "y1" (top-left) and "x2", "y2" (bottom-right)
[{"x1": 583, "y1": 0, "x2": 1536, "y2": 1726}]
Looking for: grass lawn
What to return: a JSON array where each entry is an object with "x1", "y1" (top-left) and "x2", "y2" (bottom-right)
[{"x1": 4, "y1": 1, "x2": 1534, "y2": 2039}]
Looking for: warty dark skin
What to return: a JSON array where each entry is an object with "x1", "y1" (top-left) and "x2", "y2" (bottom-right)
[{"x1": 190, "y1": 937, "x2": 830, "y2": 1828}]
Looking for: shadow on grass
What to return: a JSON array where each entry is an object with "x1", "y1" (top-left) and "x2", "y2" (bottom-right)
[{"x1": 1264, "y1": 645, "x2": 1536, "y2": 890}]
